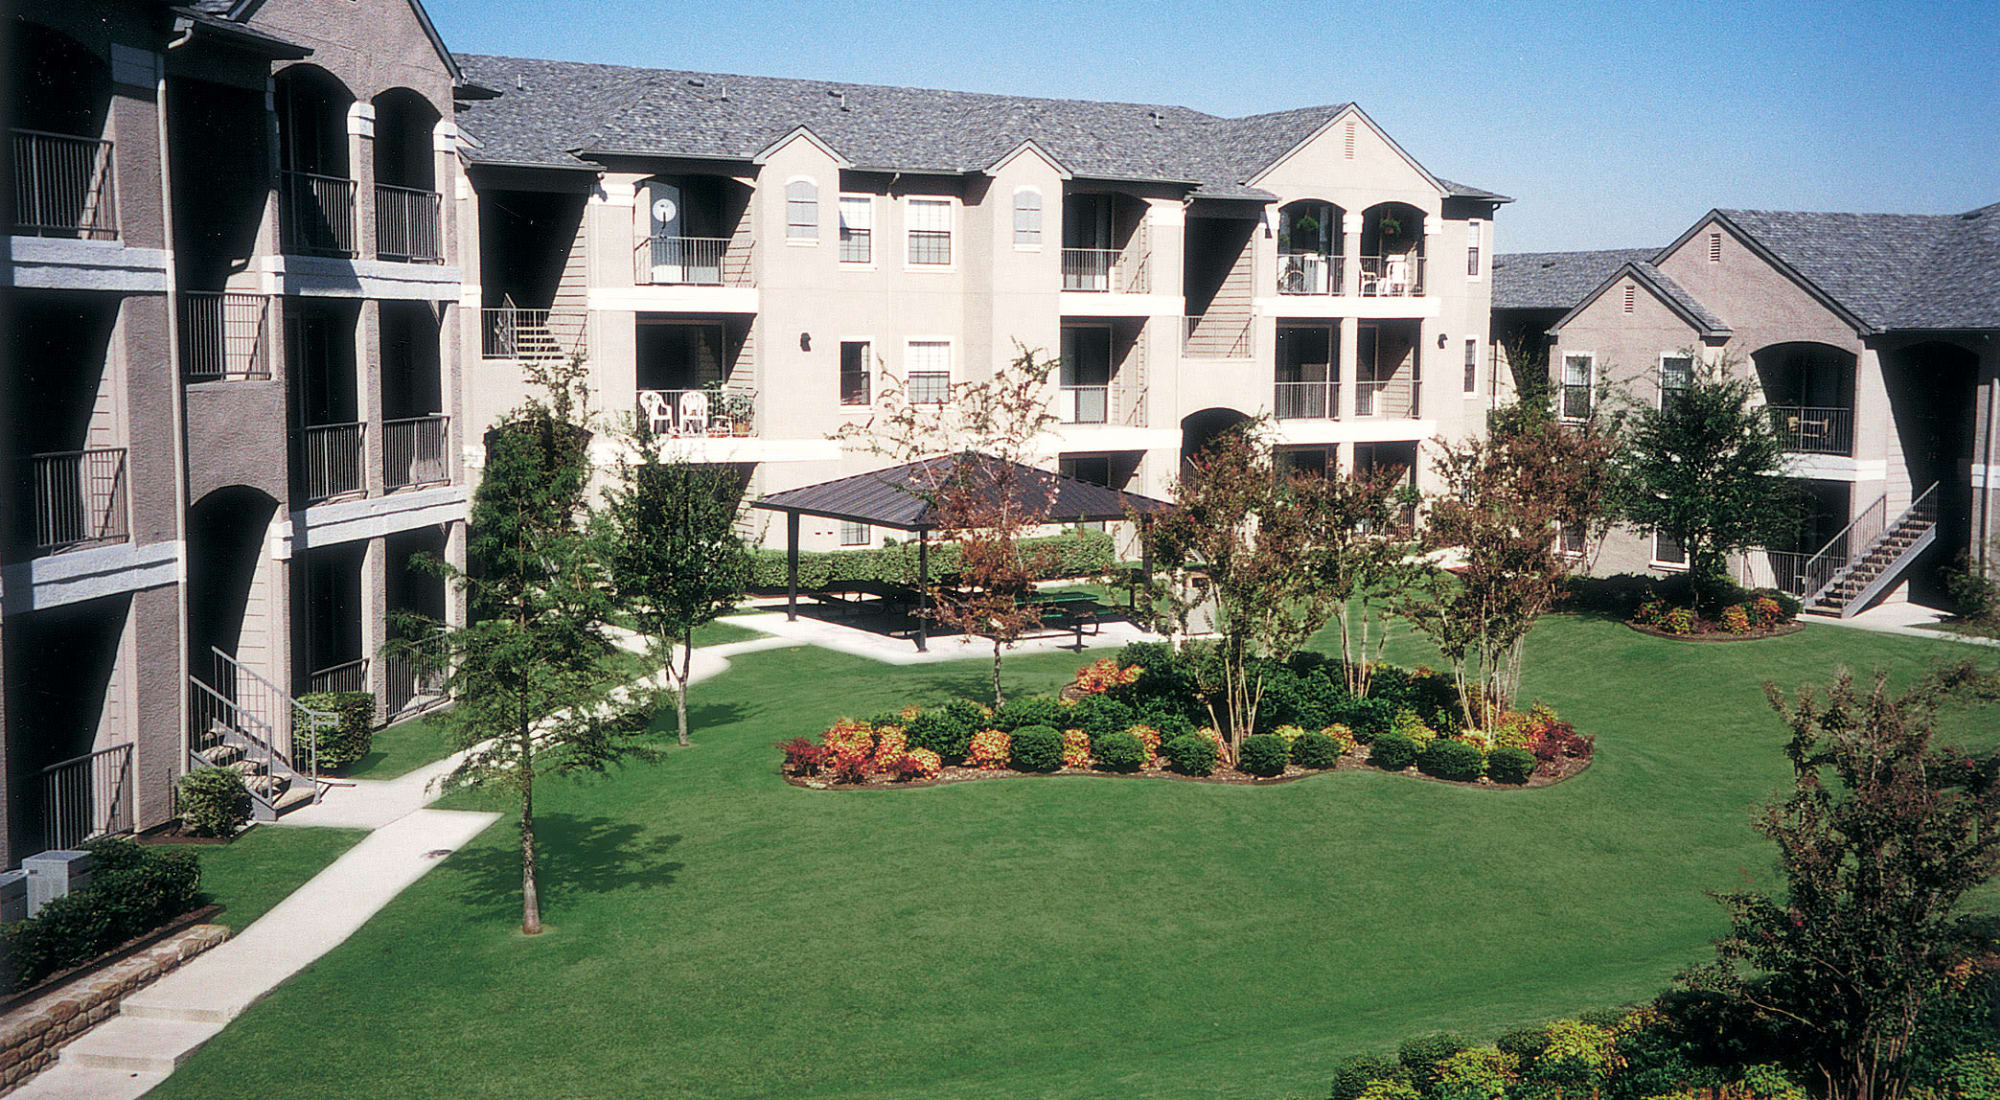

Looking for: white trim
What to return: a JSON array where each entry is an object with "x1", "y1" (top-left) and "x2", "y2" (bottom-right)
[
  {"x1": 1466, "y1": 218, "x2": 1483, "y2": 281},
  {"x1": 784, "y1": 176, "x2": 820, "y2": 245},
  {"x1": 903, "y1": 195, "x2": 956, "y2": 271},
  {"x1": 751, "y1": 125, "x2": 852, "y2": 167},
  {"x1": 1558, "y1": 350, "x2": 1595, "y2": 421},
  {"x1": 3, "y1": 238, "x2": 171, "y2": 292},
  {"x1": 260, "y1": 255, "x2": 463, "y2": 301},
  {"x1": 291, "y1": 484, "x2": 470, "y2": 550},
  {"x1": 836, "y1": 193, "x2": 874, "y2": 265},
  {"x1": 903, "y1": 337, "x2": 953, "y2": 402},
  {"x1": 1658, "y1": 352, "x2": 1694, "y2": 408},
  {"x1": 838, "y1": 336, "x2": 875, "y2": 408},
  {"x1": 983, "y1": 139, "x2": 1072, "y2": 179},
  {"x1": 1, "y1": 540, "x2": 181, "y2": 613},
  {"x1": 1651, "y1": 531, "x2": 1690, "y2": 570},
  {"x1": 1012, "y1": 185, "x2": 1044, "y2": 250},
  {"x1": 1243, "y1": 104, "x2": 1448, "y2": 198}
]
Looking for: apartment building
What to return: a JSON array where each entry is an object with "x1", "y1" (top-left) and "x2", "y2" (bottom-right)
[
  {"x1": 450, "y1": 56, "x2": 1508, "y2": 550},
  {"x1": 2, "y1": 0, "x2": 469, "y2": 863},
  {"x1": 1492, "y1": 204, "x2": 2000, "y2": 614}
]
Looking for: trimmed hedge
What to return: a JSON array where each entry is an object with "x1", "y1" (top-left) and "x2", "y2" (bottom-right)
[
  {"x1": 1416, "y1": 739, "x2": 1486, "y2": 782},
  {"x1": 1335, "y1": 696, "x2": 1398, "y2": 741},
  {"x1": 1369, "y1": 732, "x2": 1419, "y2": 771},
  {"x1": 1, "y1": 837, "x2": 201, "y2": 993},
  {"x1": 1093, "y1": 731, "x2": 1147, "y2": 773},
  {"x1": 1487, "y1": 746, "x2": 1537, "y2": 785},
  {"x1": 1008, "y1": 726, "x2": 1064, "y2": 773},
  {"x1": 906, "y1": 700, "x2": 987, "y2": 765},
  {"x1": 993, "y1": 696, "x2": 1066, "y2": 732},
  {"x1": 749, "y1": 529, "x2": 1116, "y2": 590},
  {"x1": 1237, "y1": 733, "x2": 1290, "y2": 777},
  {"x1": 295, "y1": 690, "x2": 375, "y2": 771},
  {"x1": 176, "y1": 767, "x2": 252, "y2": 837},
  {"x1": 1163, "y1": 733, "x2": 1218, "y2": 777},
  {"x1": 1290, "y1": 731, "x2": 1344, "y2": 770},
  {"x1": 1069, "y1": 695, "x2": 1136, "y2": 741}
]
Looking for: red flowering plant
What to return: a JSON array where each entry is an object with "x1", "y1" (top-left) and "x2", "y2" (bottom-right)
[
  {"x1": 1061, "y1": 729, "x2": 1092, "y2": 769},
  {"x1": 871, "y1": 727, "x2": 909, "y2": 771},
  {"x1": 777, "y1": 737, "x2": 829, "y2": 776},
  {"x1": 1749, "y1": 594, "x2": 1787, "y2": 628},
  {"x1": 1523, "y1": 704, "x2": 1595, "y2": 775},
  {"x1": 1721, "y1": 604, "x2": 1753, "y2": 634},
  {"x1": 967, "y1": 728, "x2": 1011, "y2": 769},
  {"x1": 901, "y1": 748, "x2": 942, "y2": 780},
  {"x1": 1069, "y1": 658, "x2": 1142, "y2": 697},
  {"x1": 1125, "y1": 724, "x2": 1163, "y2": 766}
]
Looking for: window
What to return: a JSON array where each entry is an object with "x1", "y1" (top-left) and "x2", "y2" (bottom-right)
[
  {"x1": 839, "y1": 520, "x2": 871, "y2": 546},
  {"x1": 1463, "y1": 338, "x2": 1478, "y2": 394},
  {"x1": 1659, "y1": 354, "x2": 1693, "y2": 409},
  {"x1": 1623, "y1": 282, "x2": 1636, "y2": 313},
  {"x1": 1013, "y1": 189, "x2": 1042, "y2": 247},
  {"x1": 906, "y1": 341, "x2": 950, "y2": 403},
  {"x1": 907, "y1": 198, "x2": 951, "y2": 265},
  {"x1": 1708, "y1": 231, "x2": 1722, "y2": 263},
  {"x1": 1654, "y1": 531, "x2": 1688, "y2": 567},
  {"x1": 837, "y1": 195, "x2": 871, "y2": 262},
  {"x1": 839, "y1": 340, "x2": 871, "y2": 406},
  {"x1": 1559, "y1": 522, "x2": 1587, "y2": 557},
  {"x1": 786, "y1": 180, "x2": 818, "y2": 241},
  {"x1": 1466, "y1": 219, "x2": 1482, "y2": 276},
  {"x1": 1560, "y1": 353, "x2": 1594, "y2": 420}
]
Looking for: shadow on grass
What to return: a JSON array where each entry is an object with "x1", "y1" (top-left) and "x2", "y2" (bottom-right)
[{"x1": 443, "y1": 814, "x2": 683, "y2": 921}]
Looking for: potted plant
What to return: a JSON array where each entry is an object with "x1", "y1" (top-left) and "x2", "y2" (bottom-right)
[{"x1": 1379, "y1": 214, "x2": 1402, "y2": 239}]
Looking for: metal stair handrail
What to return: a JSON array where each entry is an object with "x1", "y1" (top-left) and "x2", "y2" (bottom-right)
[
  {"x1": 1796, "y1": 491, "x2": 1886, "y2": 604},
  {"x1": 210, "y1": 646, "x2": 332, "y2": 782},
  {"x1": 1808, "y1": 481, "x2": 1940, "y2": 606}
]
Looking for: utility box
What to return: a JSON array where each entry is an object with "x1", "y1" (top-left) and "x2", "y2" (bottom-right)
[
  {"x1": 23, "y1": 850, "x2": 93, "y2": 918},
  {"x1": 0, "y1": 871, "x2": 26, "y2": 924}
]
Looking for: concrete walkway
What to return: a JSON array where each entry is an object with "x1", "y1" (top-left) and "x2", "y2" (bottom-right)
[
  {"x1": 725, "y1": 610, "x2": 1153, "y2": 665},
  {"x1": 1811, "y1": 600, "x2": 2000, "y2": 648}
]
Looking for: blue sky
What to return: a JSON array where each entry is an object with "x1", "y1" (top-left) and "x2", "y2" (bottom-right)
[{"x1": 426, "y1": 0, "x2": 2000, "y2": 252}]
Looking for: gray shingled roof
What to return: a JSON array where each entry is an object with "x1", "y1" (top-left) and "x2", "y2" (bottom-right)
[
  {"x1": 452, "y1": 54, "x2": 1502, "y2": 202},
  {"x1": 1629, "y1": 261, "x2": 1730, "y2": 336},
  {"x1": 1491, "y1": 248, "x2": 1660, "y2": 310},
  {"x1": 752, "y1": 453, "x2": 1172, "y2": 531},
  {"x1": 1717, "y1": 206, "x2": 2000, "y2": 332}
]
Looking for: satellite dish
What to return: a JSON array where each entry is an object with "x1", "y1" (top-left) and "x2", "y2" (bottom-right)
[{"x1": 651, "y1": 197, "x2": 678, "y2": 225}]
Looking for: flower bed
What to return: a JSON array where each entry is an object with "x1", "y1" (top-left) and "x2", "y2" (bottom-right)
[
  {"x1": 1628, "y1": 592, "x2": 1802, "y2": 640},
  {"x1": 777, "y1": 649, "x2": 1594, "y2": 790}
]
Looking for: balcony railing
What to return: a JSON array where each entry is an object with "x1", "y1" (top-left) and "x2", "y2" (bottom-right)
[
  {"x1": 384, "y1": 630, "x2": 448, "y2": 718},
  {"x1": 282, "y1": 170, "x2": 357, "y2": 257},
  {"x1": 38, "y1": 743, "x2": 134, "y2": 853},
  {"x1": 1768, "y1": 405, "x2": 1853, "y2": 456},
  {"x1": 308, "y1": 657, "x2": 369, "y2": 696},
  {"x1": 11, "y1": 129, "x2": 118, "y2": 239},
  {"x1": 1275, "y1": 380, "x2": 1341, "y2": 420},
  {"x1": 1278, "y1": 251, "x2": 1343, "y2": 296},
  {"x1": 1059, "y1": 384, "x2": 1109, "y2": 425},
  {"x1": 637, "y1": 388, "x2": 757, "y2": 438},
  {"x1": 1358, "y1": 254, "x2": 1424, "y2": 297},
  {"x1": 1354, "y1": 378, "x2": 1416, "y2": 418},
  {"x1": 635, "y1": 236, "x2": 752, "y2": 286},
  {"x1": 180, "y1": 292, "x2": 272, "y2": 381},
  {"x1": 32, "y1": 447, "x2": 129, "y2": 553},
  {"x1": 1183, "y1": 314, "x2": 1253, "y2": 359},
  {"x1": 1061, "y1": 247, "x2": 1148, "y2": 293},
  {"x1": 481, "y1": 306, "x2": 585, "y2": 362},
  {"x1": 385, "y1": 415, "x2": 450, "y2": 490},
  {"x1": 297, "y1": 422, "x2": 366, "y2": 504},
  {"x1": 375, "y1": 182, "x2": 443, "y2": 263}
]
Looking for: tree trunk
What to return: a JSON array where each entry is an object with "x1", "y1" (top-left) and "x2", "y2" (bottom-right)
[
  {"x1": 674, "y1": 685, "x2": 690, "y2": 747},
  {"x1": 675, "y1": 627, "x2": 693, "y2": 747},
  {"x1": 991, "y1": 639, "x2": 1005, "y2": 707},
  {"x1": 518, "y1": 720, "x2": 542, "y2": 935}
]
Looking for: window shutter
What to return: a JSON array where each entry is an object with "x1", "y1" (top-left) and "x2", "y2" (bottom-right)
[{"x1": 786, "y1": 180, "x2": 818, "y2": 239}]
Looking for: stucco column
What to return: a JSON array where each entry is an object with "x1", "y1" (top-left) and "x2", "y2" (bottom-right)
[
  {"x1": 1337, "y1": 316, "x2": 1358, "y2": 420},
  {"x1": 1422, "y1": 222, "x2": 1441, "y2": 295},
  {"x1": 444, "y1": 521, "x2": 468, "y2": 629},
  {"x1": 362, "y1": 535, "x2": 389, "y2": 722},
  {"x1": 348, "y1": 101, "x2": 375, "y2": 260},
  {"x1": 1341, "y1": 227, "x2": 1360, "y2": 298},
  {"x1": 358, "y1": 301, "x2": 385, "y2": 497}
]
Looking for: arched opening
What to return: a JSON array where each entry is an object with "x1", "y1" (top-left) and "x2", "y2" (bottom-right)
[
  {"x1": 372, "y1": 88, "x2": 443, "y2": 262},
  {"x1": 186, "y1": 486, "x2": 282, "y2": 688},
  {"x1": 1359, "y1": 202, "x2": 1426, "y2": 296},
  {"x1": 8, "y1": 23, "x2": 116, "y2": 239},
  {"x1": 1179, "y1": 407, "x2": 1252, "y2": 474},
  {"x1": 275, "y1": 65, "x2": 356, "y2": 256},
  {"x1": 636, "y1": 174, "x2": 753, "y2": 285},
  {"x1": 1752, "y1": 341, "x2": 1856, "y2": 456},
  {"x1": 1277, "y1": 200, "x2": 1345, "y2": 295}
]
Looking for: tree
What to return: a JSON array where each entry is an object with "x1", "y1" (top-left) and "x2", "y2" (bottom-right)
[
  {"x1": 1684, "y1": 671, "x2": 2000, "y2": 1100},
  {"x1": 838, "y1": 344, "x2": 1060, "y2": 705},
  {"x1": 399, "y1": 356, "x2": 654, "y2": 935},
  {"x1": 1612, "y1": 352, "x2": 1800, "y2": 613},
  {"x1": 604, "y1": 440, "x2": 752, "y2": 747},
  {"x1": 1399, "y1": 407, "x2": 1618, "y2": 729},
  {"x1": 1138, "y1": 425, "x2": 1400, "y2": 753}
]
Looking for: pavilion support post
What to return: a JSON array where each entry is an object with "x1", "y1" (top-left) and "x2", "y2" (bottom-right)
[
  {"x1": 1137, "y1": 516, "x2": 1152, "y2": 623},
  {"x1": 916, "y1": 529, "x2": 929, "y2": 652},
  {"x1": 786, "y1": 511, "x2": 800, "y2": 622}
]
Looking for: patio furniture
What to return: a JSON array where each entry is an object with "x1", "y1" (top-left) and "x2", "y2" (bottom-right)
[
  {"x1": 639, "y1": 390, "x2": 674, "y2": 436},
  {"x1": 678, "y1": 390, "x2": 710, "y2": 436}
]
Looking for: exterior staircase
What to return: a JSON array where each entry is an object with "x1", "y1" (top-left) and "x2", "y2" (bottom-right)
[
  {"x1": 186, "y1": 648, "x2": 332, "y2": 821},
  {"x1": 1800, "y1": 482, "x2": 1940, "y2": 618}
]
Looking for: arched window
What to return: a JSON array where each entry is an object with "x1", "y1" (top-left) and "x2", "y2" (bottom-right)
[
  {"x1": 786, "y1": 179, "x2": 818, "y2": 241},
  {"x1": 1013, "y1": 189, "x2": 1042, "y2": 247}
]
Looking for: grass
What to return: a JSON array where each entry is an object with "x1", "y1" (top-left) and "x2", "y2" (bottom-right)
[
  {"x1": 690, "y1": 619, "x2": 772, "y2": 647},
  {"x1": 171, "y1": 826, "x2": 370, "y2": 931},
  {"x1": 338, "y1": 715, "x2": 456, "y2": 780},
  {"x1": 153, "y1": 621, "x2": 2000, "y2": 1100}
]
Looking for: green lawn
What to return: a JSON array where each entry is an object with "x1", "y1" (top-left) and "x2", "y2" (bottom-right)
[
  {"x1": 690, "y1": 619, "x2": 773, "y2": 647},
  {"x1": 154, "y1": 620, "x2": 2000, "y2": 1099},
  {"x1": 338, "y1": 715, "x2": 456, "y2": 780},
  {"x1": 171, "y1": 825, "x2": 370, "y2": 930}
]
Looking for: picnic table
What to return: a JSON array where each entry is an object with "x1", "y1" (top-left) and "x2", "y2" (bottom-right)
[{"x1": 1021, "y1": 589, "x2": 1103, "y2": 645}]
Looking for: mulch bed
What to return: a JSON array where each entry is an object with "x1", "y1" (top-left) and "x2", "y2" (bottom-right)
[
  {"x1": 135, "y1": 822, "x2": 234, "y2": 845},
  {"x1": 1626, "y1": 620, "x2": 1804, "y2": 642},
  {"x1": 784, "y1": 746, "x2": 1591, "y2": 792},
  {"x1": 0, "y1": 904, "x2": 223, "y2": 1012}
]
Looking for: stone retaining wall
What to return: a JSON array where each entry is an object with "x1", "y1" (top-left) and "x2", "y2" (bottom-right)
[{"x1": 0, "y1": 923, "x2": 231, "y2": 1094}]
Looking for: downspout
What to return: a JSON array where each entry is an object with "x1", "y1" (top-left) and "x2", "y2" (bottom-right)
[{"x1": 163, "y1": 23, "x2": 194, "y2": 784}]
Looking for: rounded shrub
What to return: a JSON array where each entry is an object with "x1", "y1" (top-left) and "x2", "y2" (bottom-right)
[
  {"x1": 905, "y1": 705, "x2": 979, "y2": 764},
  {"x1": 294, "y1": 690, "x2": 376, "y2": 771},
  {"x1": 1399, "y1": 1033, "x2": 1472, "y2": 1091},
  {"x1": 1289, "y1": 731, "x2": 1343, "y2": 770},
  {"x1": 1417, "y1": 739, "x2": 1486, "y2": 782},
  {"x1": 1066, "y1": 694, "x2": 1136, "y2": 740},
  {"x1": 1337, "y1": 696, "x2": 1398, "y2": 741},
  {"x1": 1237, "y1": 733, "x2": 1289, "y2": 777},
  {"x1": 1486, "y1": 746, "x2": 1536, "y2": 785},
  {"x1": 1162, "y1": 733, "x2": 1218, "y2": 777},
  {"x1": 993, "y1": 695, "x2": 1065, "y2": 732},
  {"x1": 1368, "y1": 731, "x2": 1419, "y2": 771},
  {"x1": 1330, "y1": 1054, "x2": 1410, "y2": 1100},
  {"x1": 176, "y1": 767, "x2": 253, "y2": 837},
  {"x1": 1007, "y1": 725, "x2": 1064, "y2": 773},
  {"x1": 1137, "y1": 705, "x2": 1196, "y2": 742},
  {"x1": 1092, "y1": 730, "x2": 1147, "y2": 773}
]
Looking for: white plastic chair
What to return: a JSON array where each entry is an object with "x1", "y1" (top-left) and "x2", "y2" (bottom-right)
[
  {"x1": 638, "y1": 390, "x2": 674, "y2": 435},
  {"x1": 1385, "y1": 256, "x2": 1410, "y2": 295},
  {"x1": 678, "y1": 390, "x2": 710, "y2": 436}
]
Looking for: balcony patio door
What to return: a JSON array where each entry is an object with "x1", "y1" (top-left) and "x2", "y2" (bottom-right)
[
  {"x1": 1059, "y1": 325, "x2": 1111, "y2": 424},
  {"x1": 645, "y1": 180, "x2": 718, "y2": 285}
]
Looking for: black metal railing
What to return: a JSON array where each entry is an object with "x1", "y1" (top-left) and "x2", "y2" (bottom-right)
[
  {"x1": 31, "y1": 447, "x2": 129, "y2": 552},
  {"x1": 11, "y1": 129, "x2": 118, "y2": 239},
  {"x1": 180, "y1": 292, "x2": 272, "y2": 381},
  {"x1": 374, "y1": 183, "x2": 443, "y2": 262},
  {"x1": 282, "y1": 170, "x2": 357, "y2": 257}
]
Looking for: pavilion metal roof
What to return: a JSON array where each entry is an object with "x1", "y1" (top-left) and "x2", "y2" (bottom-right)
[{"x1": 751, "y1": 453, "x2": 1173, "y2": 532}]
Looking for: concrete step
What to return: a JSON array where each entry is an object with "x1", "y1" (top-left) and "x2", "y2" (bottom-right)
[
  {"x1": 226, "y1": 759, "x2": 267, "y2": 777},
  {"x1": 196, "y1": 744, "x2": 243, "y2": 768},
  {"x1": 120, "y1": 962, "x2": 281, "y2": 1025},
  {"x1": 59, "y1": 1017, "x2": 225, "y2": 1075},
  {"x1": 4, "y1": 1061, "x2": 167, "y2": 1100},
  {"x1": 271, "y1": 784, "x2": 318, "y2": 815}
]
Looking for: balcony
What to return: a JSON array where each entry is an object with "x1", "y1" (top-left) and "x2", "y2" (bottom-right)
[
  {"x1": 297, "y1": 422, "x2": 367, "y2": 504},
  {"x1": 1275, "y1": 380, "x2": 1341, "y2": 420},
  {"x1": 1354, "y1": 378, "x2": 1416, "y2": 418},
  {"x1": 635, "y1": 236, "x2": 753, "y2": 286},
  {"x1": 30, "y1": 447, "x2": 129, "y2": 553},
  {"x1": 37, "y1": 743, "x2": 134, "y2": 852},
  {"x1": 308, "y1": 657, "x2": 370, "y2": 696},
  {"x1": 1058, "y1": 384, "x2": 1109, "y2": 425},
  {"x1": 1768, "y1": 405, "x2": 1853, "y2": 456},
  {"x1": 282, "y1": 170, "x2": 358, "y2": 257},
  {"x1": 1277, "y1": 252, "x2": 1343, "y2": 296},
  {"x1": 637, "y1": 388, "x2": 757, "y2": 438},
  {"x1": 384, "y1": 415, "x2": 450, "y2": 491},
  {"x1": 10, "y1": 129, "x2": 118, "y2": 240},
  {"x1": 180, "y1": 292, "x2": 272, "y2": 381},
  {"x1": 1061, "y1": 248, "x2": 1148, "y2": 294},
  {"x1": 1358, "y1": 255, "x2": 1424, "y2": 297},
  {"x1": 375, "y1": 183, "x2": 443, "y2": 263}
]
